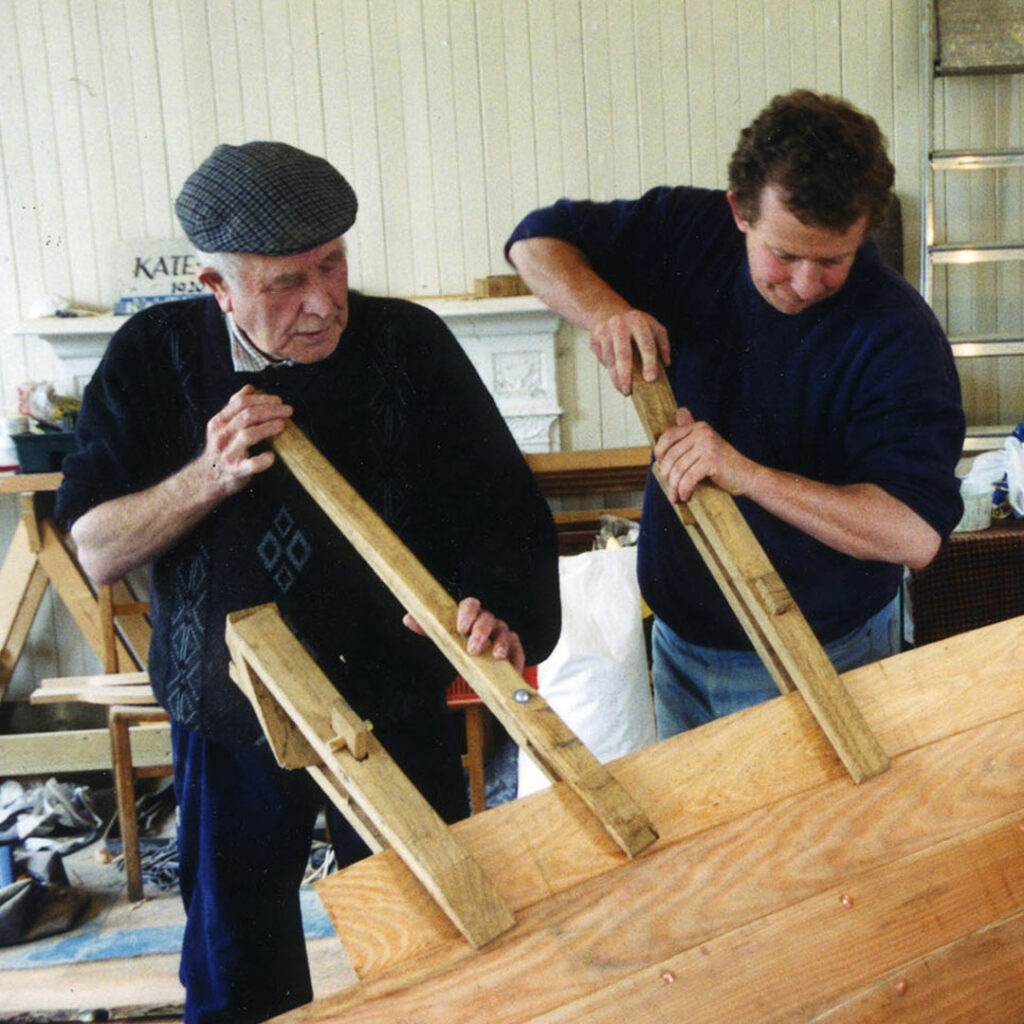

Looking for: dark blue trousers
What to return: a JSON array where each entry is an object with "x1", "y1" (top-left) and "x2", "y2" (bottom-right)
[{"x1": 171, "y1": 703, "x2": 467, "y2": 1023}]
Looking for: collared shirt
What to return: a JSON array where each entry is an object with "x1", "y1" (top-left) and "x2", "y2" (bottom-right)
[{"x1": 225, "y1": 313, "x2": 294, "y2": 372}]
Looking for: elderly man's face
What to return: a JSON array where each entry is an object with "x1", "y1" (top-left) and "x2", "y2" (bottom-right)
[{"x1": 203, "y1": 238, "x2": 349, "y2": 363}]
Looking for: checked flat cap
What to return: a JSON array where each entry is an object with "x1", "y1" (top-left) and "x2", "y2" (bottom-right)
[{"x1": 175, "y1": 141, "x2": 357, "y2": 255}]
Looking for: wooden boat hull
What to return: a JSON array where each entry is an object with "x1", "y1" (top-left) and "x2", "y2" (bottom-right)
[{"x1": 273, "y1": 615, "x2": 1024, "y2": 1023}]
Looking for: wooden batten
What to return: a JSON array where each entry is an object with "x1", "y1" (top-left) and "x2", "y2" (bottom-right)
[
  {"x1": 270, "y1": 421, "x2": 657, "y2": 860},
  {"x1": 274, "y1": 615, "x2": 1024, "y2": 1023},
  {"x1": 225, "y1": 602, "x2": 516, "y2": 949},
  {"x1": 628, "y1": 364, "x2": 889, "y2": 782}
]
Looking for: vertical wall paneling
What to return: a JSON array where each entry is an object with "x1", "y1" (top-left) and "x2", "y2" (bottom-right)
[
  {"x1": 502, "y1": 1, "x2": 541, "y2": 253},
  {"x1": 203, "y1": 0, "x2": 245, "y2": 148},
  {"x1": 69, "y1": 2, "x2": 122, "y2": 305},
  {"x1": 42, "y1": 2, "x2": 97, "y2": 305},
  {"x1": 325, "y1": 0, "x2": 388, "y2": 295},
  {"x1": 733, "y1": 0, "x2": 767, "y2": 133},
  {"x1": 233, "y1": 4, "x2": 273, "y2": 141},
  {"x1": 13, "y1": 4, "x2": 67, "y2": 305},
  {"x1": 420, "y1": 1, "x2": 463, "y2": 294},
  {"x1": 634, "y1": 0, "x2": 667, "y2": 189},
  {"x1": 151, "y1": 4, "x2": 195, "y2": 209},
  {"x1": 551, "y1": 1, "x2": 590, "y2": 201},
  {"x1": 524, "y1": 1, "x2": 564, "y2": 217},
  {"x1": 683, "y1": 0, "x2": 718, "y2": 187},
  {"x1": 890, "y1": 0, "x2": 922, "y2": 286},
  {"x1": 0, "y1": 0, "x2": 30, "y2": 407},
  {"x1": 396, "y1": 1, "x2": 441, "y2": 296},
  {"x1": 289, "y1": 2, "x2": 327, "y2": 156},
  {"x1": 369, "y1": 2, "x2": 414, "y2": 295},
  {"x1": 445, "y1": 0, "x2": 488, "y2": 284},
  {"x1": 261, "y1": 0, "x2": 300, "y2": 143},
  {"x1": 606, "y1": 2, "x2": 643, "y2": 200},
  {"x1": 761, "y1": 1, "x2": 792, "y2": 100},
  {"x1": 124, "y1": 3, "x2": 173, "y2": 239},
  {"x1": 578, "y1": 2, "x2": 611, "y2": 201},
  {"x1": 710, "y1": 0, "x2": 741, "y2": 182},
  {"x1": 474, "y1": 3, "x2": 514, "y2": 276},
  {"x1": 657, "y1": 1, "x2": 692, "y2": 189}
]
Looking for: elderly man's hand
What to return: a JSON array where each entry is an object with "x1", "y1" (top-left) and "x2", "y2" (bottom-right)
[
  {"x1": 403, "y1": 597, "x2": 526, "y2": 674},
  {"x1": 589, "y1": 308, "x2": 671, "y2": 396},
  {"x1": 199, "y1": 385, "x2": 293, "y2": 500}
]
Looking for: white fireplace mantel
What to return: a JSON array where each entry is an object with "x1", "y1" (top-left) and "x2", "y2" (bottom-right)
[{"x1": 9, "y1": 295, "x2": 562, "y2": 452}]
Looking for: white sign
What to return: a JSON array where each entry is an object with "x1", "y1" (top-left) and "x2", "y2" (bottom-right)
[{"x1": 113, "y1": 238, "x2": 205, "y2": 315}]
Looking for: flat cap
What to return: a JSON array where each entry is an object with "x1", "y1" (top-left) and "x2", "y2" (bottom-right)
[{"x1": 175, "y1": 141, "x2": 357, "y2": 256}]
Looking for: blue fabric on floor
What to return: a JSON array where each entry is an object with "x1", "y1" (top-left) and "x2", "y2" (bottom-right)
[{"x1": 0, "y1": 885, "x2": 333, "y2": 970}]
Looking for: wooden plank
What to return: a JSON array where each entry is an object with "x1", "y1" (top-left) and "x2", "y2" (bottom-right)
[
  {"x1": 37, "y1": 671, "x2": 150, "y2": 690},
  {"x1": 313, "y1": 613, "x2": 1024, "y2": 980},
  {"x1": 30, "y1": 684, "x2": 156, "y2": 705},
  {"x1": 271, "y1": 421, "x2": 657, "y2": 859},
  {"x1": 811, "y1": 909, "x2": 1024, "y2": 1024},
  {"x1": 628, "y1": 363, "x2": 889, "y2": 782},
  {"x1": 275, "y1": 699, "x2": 1024, "y2": 1021},
  {"x1": 515, "y1": 817, "x2": 1024, "y2": 1024},
  {"x1": 0, "y1": 724, "x2": 171, "y2": 776},
  {"x1": 225, "y1": 603, "x2": 515, "y2": 950},
  {"x1": 524, "y1": 446, "x2": 650, "y2": 497}
]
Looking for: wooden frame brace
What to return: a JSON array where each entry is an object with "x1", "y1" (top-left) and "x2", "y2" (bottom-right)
[
  {"x1": 630, "y1": 362, "x2": 890, "y2": 783},
  {"x1": 270, "y1": 421, "x2": 658, "y2": 859},
  {"x1": 225, "y1": 603, "x2": 515, "y2": 948}
]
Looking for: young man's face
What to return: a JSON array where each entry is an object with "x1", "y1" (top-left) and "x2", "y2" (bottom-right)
[
  {"x1": 728, "y1": 185, "x2": 868, "y2": 315},
  {"x1": 202, "y1": 238, "x2": 350, "y2": 363}
]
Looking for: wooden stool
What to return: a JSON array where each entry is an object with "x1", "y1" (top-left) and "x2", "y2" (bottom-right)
[{"x1": 108, "y1": 702, "x2": 171, "y2": 901}]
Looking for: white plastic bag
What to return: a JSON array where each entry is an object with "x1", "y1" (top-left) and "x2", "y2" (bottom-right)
[
  {"x1": 1005, "y1": 436, "x2": 1024, "y2": 515},
  {"x1": 517, "y1": 546, "x2": 656, "y2": 797},
  {"x1": 962, "y1": 437, "x2": 1024, "y2": 517}
]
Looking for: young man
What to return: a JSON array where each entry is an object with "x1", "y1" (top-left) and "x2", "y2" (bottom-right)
[
  {"x1": 57, "y1": 141, "x2": 560, "y2": 1022},
  {"x1": 507, "y1": 90, "x2": 964, "y2": 739}
]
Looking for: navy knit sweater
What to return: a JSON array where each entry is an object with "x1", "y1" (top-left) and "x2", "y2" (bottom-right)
[
  {"x1": 507, "y1": 186, "x2": 965, "y2": 649},
  {"x1": 57, "y1": 293, "x2": 561, "y2": 746}
]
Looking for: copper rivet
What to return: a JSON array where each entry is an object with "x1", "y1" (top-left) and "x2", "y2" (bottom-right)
[
  {"x1": 661, "y1": 970, "x2": 676, "y2": 984},
  {"x1": 895, "y1": 978, "x2": 909, "y2": 995},
  {"x1": 839, "y1": 893, "x2": 853, "y2": 908}
]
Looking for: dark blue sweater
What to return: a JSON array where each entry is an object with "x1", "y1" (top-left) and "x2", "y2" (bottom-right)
[
  {"x1": 57, "y1": 293, "x2": 561, "y2": 745},
  {"x1": 507, "y1": 186, "x2": 964, "y2": 648}
]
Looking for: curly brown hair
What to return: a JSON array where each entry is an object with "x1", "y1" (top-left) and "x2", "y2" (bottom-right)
[{"x1": 727, "y1": 90, "x2": 894, "y2": 230}]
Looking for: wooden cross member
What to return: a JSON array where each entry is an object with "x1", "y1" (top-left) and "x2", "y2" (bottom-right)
[
  {"x1": 269, "y1": 421, "x2": 659, "y2": 860},
  {"x1": 225, "y1": 602, "x2": 515, "y2": 948},
  {"x1": 630, "y1": 361, "x2": 890, "y2": 783}
]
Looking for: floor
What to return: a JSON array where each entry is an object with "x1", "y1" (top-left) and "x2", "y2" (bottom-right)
[
  {"x1": 0, "y1": 838, "x2": 358, "y2": 1023},
  {"x1": 0, "y1": 734, "x2": 519, "y2": 1022}
]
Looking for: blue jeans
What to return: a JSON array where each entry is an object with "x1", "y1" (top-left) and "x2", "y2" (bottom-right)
[{"x1": 652, "y1": 599, "x2": 899, "y2": 740}]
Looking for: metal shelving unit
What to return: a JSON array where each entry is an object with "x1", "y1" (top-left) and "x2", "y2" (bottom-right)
[{"x1": 921, "y1": 0, "x2": 1024, "y2": 451}]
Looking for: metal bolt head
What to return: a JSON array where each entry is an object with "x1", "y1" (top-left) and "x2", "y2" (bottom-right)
[{"x1": 513, "y1": 688, "x2": 532, "y2": 704}]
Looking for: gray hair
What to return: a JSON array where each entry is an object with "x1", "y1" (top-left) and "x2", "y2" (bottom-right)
[{"x1": 195, "y1": 250, "x2": 246, "y2": 289}]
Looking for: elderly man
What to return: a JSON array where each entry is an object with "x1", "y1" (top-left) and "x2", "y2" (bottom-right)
[
  {"x1": 507, "y1": 90, "x2": 964, "y2": 739},
  {"x1": 57, "y1": 141, "x2": 560, "y2": 1023}
]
